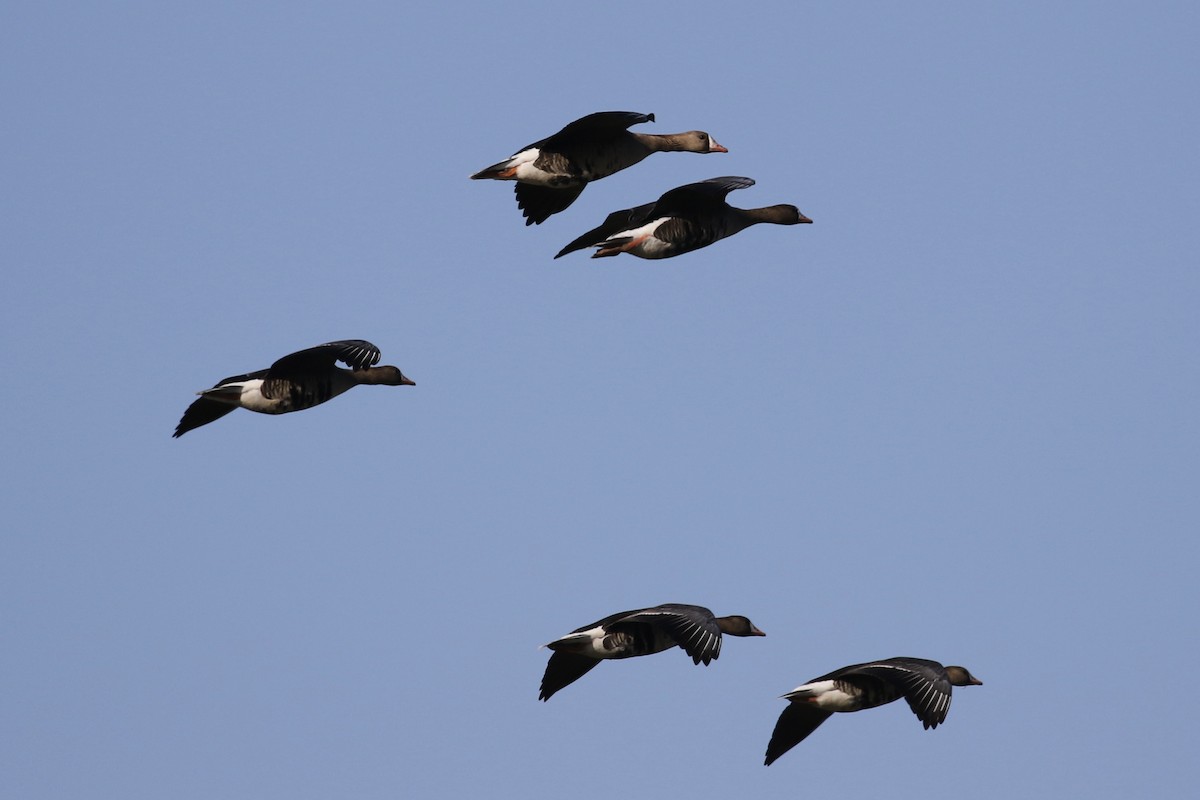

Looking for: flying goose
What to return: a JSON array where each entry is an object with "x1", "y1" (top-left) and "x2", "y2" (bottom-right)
[
  {"x1": 173, "y1": 340, "x2": 414, "y2": 437},
  {"x1": 471, "y1": 111, "x2": 727, "y2": 225},
  {"x1": 539, "y1": 603, "x2": 765, "y2": 701},
  {"x1": 764, "y1": 657, "x2": 983, "y2": 765},
  {"x1": 555, "y1": 176, "x2": 811, "y2": 259}
]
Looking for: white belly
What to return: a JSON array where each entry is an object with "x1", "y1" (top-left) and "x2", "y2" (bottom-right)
[
  {"x1": 608, "y1": 218, "x2": 673, "y2": 259},
  {"x1": 784, "y1": 680, "x2": 863, "y2": 712},
  {"x1": 225, "y1": 380, "x2": 271, "y2": 412},
  {"x1": 202, "y1": 379, "x2": 286, "y2": 414}
]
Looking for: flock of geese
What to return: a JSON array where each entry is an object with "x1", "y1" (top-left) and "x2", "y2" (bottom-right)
[
  {"x1": 172, "y1": 111, "x2": 982, "y2": 765},
  {"x1": 539, "y1": 603, "x2": 981, "y2": 765}
]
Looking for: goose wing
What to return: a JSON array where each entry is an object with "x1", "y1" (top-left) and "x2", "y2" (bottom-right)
[
  {"x1": 514, "y1": 182, "x2": 586, "y2": 226},
  {"x1": 534, "y1": 111, "x2": 655, "y2": 150},
  {"x1": 650, "y1": 176, "x2": 755, "y2": 218},
  {"x1": 173, "y1": 397, "x2": 238, "y2": 437},
  {"x1": 538, "y1": 608, "x2": 642, "y2": 701},
  {"x1": 269, "y1": 340, "x2": 381, "y2": 375},
  {"x1": 615, "y1": 604, "x2": 722, "y2": 665},
  {"x1": 764, "y1": 703, "x2": 833, "y2": 765},
  {"x1": 260, "y1": 340, "x2": 381, "y2": 399},
  {"x1": 842, "y1": 658, "x2": 954, "y2": 729},
  {"x1": 173, "y1": 368, "x2": 268, "y2": 437},
  {"x1": 539, "y1": 652, "x2": 602, "y2": 702}
]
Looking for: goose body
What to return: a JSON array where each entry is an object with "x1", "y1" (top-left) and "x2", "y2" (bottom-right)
[
  {"x1": 764, "y1": 657, "x2": 982, "y2": 766},
  {"x1": 538, "y1": 603, "x2": 765, "y2": 701},
  {"x1": 554, "y1": 176, "x2": 811, "y2": 260},
  {"x1": 173, "y1": 340, "x2": 415, "y2": 437},
  {"x1": 471, "y1": 111, "x2": 727, "y2": 225}
]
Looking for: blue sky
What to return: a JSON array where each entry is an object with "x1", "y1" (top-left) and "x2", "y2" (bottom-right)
[{"x1": 3, "y1": 2, "x2": 1198, "y2": 797}]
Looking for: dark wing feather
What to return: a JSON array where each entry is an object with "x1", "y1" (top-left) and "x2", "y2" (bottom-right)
[
  {"x1": 554, "y1": 201, "x2": 659, "y2": 258},
  {"x1": 173, "y1": 367, "x2": 269, "y2": 437},
  {"x1": 539, "y1": 652, "x2": 602, "y2": 701},
  {"x1": 538, "y1": 111, "x2": 654, "y2": 148},
  {"x1": 564, "y1": 608, "x2": 642, "y2": 635},
  {"x1": 845, "y1": 658, "x2": 953, "y2": 729},
  {"x1": 650, "y1": 176, "x2": 755, "y2": 218},
  {"x1": 210, "y1": 368, "x2": 269, "y2": 387},
  {"x1": 617, "y1": 604, "x2": 722, "y2": 665},
  {"x1": 764, "y1": 703, "x2": 833, "y2": 765},
  {"x1": 269, "y1": 340, "x2": 381, "y2": 376},
  {"x1": 515, "y1": 182, "x2": 585, "y2": 225},
  {"x1": 173, "y1": 397, "x2": 237, "y2": 437}
]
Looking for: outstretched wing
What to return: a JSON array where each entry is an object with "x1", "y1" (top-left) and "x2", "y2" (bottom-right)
[
  {"x1": 539, "y1": 652, "x2": 603, "y2": 701},
  {"x1": 173, "y1": 397, "x2": 237, "y2": 437},
  {"x1": 268, "y1": 340, "x2": 381, "y2": 376},
  {"x1": 846, "y1": 658, "x2": 953, "y2": 729},
  {"x1": 617, "y1": 604, "x2": 722, "y2": 665},
  {"x1": 650, "y1": 176, "x2": 755, "y2": 218},
  {"x1": 515, "y1": 182, "x2": 586, "y2": 226},
  {"x1": 764, "y1": 703, "x2": 833, "y2": 765},
  {"x1": 537, "y1": 111, "x2": 655, "y2": 149},
  {"x1": 173, "y1": 368, "x2": 268, "y2": 437}
]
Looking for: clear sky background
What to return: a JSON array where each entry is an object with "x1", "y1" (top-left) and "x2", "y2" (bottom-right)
[{"x1": 3, "y1": 2, "x2": 1198, "y2": 798}]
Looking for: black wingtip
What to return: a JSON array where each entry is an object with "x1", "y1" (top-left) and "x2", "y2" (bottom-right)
[
  {"x1": 554, "y1": 242, "x2": 585, "y2": 259},
  {"x1": 516, "y1": 182, "x2": 583, "y2": 225},
  {"x1": 763, "y1": 736, "x2": 788, "y2": 767}
]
